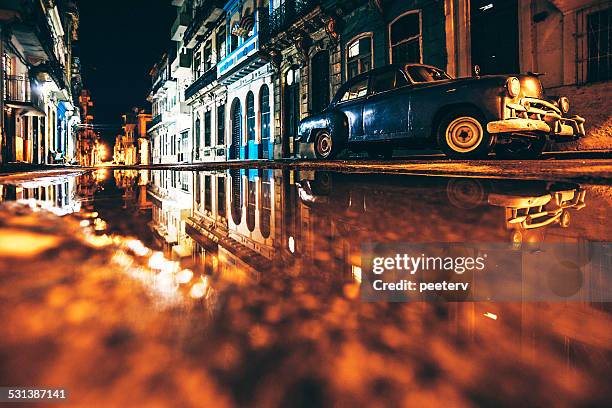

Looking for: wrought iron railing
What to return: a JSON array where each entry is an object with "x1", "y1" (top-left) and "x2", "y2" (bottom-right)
[
  {"x1": 3, "y1": 75, "x2": 44, "y2": 110},
  {"x1": 185, "y1": 67, "x2": 218, "y2": 100},
  {"x1": 260, "y1": 0, "x2": 321, "y2": 43}
]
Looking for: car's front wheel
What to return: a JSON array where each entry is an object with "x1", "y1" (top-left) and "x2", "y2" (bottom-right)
[
  {"x1": 437, "y1": 109, "x2": 493, "y2": 159},
  {"x1": 313, "y1": 130, "x2": 337, "y2": 159}
]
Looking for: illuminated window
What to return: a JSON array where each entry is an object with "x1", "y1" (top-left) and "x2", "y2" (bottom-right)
[
  {"x1": 346, "y1": 34, "x2": 372, "y2": 79},
  {"x1": 389, "y1": 11, "x2": 421, "y2": 64}
]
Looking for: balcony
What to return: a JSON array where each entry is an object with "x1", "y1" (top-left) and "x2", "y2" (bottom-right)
[
  {"x1": 171, "y1": 11, "x2": 191, "y2": 41},
  {"x1": 260, "y1": 0, "x2": 321, "y2": 44},
  {"x1": 185, "y1": 67, "x2": 218, "y2": 100},
  {"x1": 3, "y1": 76, "x2": 45, "y2": 114},
  {"x1": 171, "y1": 50, "x2": 192, "y2": 78},
  {"x1": 149, "y1": 114, "x2": 163, "y2": 130},
  {"x1": 183, "y1": 0, "x2": 225, "y2": 48}
]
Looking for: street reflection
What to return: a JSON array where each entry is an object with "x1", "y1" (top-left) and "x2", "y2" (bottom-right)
[{"x1": 0, "y1": 169, "x2": 610, "y2": 406}]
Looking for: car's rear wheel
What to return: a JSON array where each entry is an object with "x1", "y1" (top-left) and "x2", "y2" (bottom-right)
[
  {"x1": 314, "y1": 130, "x2": 337, "y2": 160},
  {"x1": 438, "y1": 109, "x2": 492, "y2": 159},
  {"x1": 494, "y1": 137, "x2": 547, "y2": 160}
]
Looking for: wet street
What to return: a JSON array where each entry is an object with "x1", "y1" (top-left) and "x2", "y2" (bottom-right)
[{"x1": 0, "y1": 168, "x2": 611, "y2": 407}]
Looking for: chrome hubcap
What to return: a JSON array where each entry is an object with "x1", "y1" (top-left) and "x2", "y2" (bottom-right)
[
  {"x1": 317, "y1": 133, "x2": 332, "y2": 157},
  {"x1": 446, "y1": 117, "x2": 484, "y2": 153}
]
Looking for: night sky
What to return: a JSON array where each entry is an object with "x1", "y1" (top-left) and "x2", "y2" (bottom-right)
[{"x1": 76, "y1": 0, "x2": 175, "y2": 144}]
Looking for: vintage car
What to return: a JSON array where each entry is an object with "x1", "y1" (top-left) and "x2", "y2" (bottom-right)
[{"x1": 297, "y1": 64, "x2": 586, "y2": 159}]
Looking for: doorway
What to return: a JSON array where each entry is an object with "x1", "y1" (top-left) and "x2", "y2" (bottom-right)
[{"x1": 311, "y1": 50, "x2": 330, "y2": 114}]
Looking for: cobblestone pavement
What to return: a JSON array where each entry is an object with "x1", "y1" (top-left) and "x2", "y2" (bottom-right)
[{"x1": 0, "y1": 170, "x2": 610, "y2": 407}]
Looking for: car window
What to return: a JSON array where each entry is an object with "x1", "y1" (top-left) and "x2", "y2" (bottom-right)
[
  {"x1": 405, "y1": 65, "x2": 451, "y2": 83},
  {"x1": 370, "y1": 70, "x2": 409, "y2": 94},
  {"x1": 340, "y1": 77, "x2": 369, "y2": 102}
]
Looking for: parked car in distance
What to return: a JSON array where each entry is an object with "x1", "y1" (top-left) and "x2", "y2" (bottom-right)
[{"x1": 297, "y1": 64, "x2": 586, "y2": 160}]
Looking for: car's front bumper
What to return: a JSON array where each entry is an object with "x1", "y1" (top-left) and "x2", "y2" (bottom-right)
[{"x1": 486, "y1": 97, "x2": 586, "y2": 140}]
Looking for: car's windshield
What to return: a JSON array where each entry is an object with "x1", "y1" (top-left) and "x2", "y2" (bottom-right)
[{"x1": 405, "y1": 65, "x2": 451, "y2": 83}]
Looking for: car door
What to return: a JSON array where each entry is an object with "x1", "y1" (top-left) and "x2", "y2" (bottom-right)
[
  {"x1": 363, "y1": 68, "x2": 410, "y2": 140},
  {"x1": 335, "y1": 76, "x2": 369, "y2": 141}
]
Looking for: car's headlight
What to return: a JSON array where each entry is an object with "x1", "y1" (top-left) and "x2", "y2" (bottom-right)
[
  {"x1": 506, "y1": 77, "x2": 521, "y2": 98},
  {"x1": 558, "y1": 96, "x2": 570, "y2": 113}
]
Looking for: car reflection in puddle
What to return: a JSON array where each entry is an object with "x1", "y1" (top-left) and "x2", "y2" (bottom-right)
[{"x1": 0, "y1": 169, "x2": 610, "y2": 407}]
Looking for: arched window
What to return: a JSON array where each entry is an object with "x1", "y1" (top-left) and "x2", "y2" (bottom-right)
[
  {"x1": 246, "y1": 179, "x2": 256, "y2": 232},
  {"x1": 246, "y1": 91, "x2": 255, "y2": 141},
  {"x1": 346, "y1": 33, "x2": 373, "y2": 80},
  {"x1": 260, "y1": 169, "x2": 271, "y2": 238},
  {"x1": 259, "y1": 85, "x2": 270, "y2": 158},
  {"x1": 389, "y1": 11, "x2": 422, "y2": 64}
]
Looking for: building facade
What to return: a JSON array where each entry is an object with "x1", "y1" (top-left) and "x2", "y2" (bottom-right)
[
  {"x1": 0, "y1": 0, "x2": 81, "y2": 165},
  {"x1": 113, "y1": 108, "x2": 152, "y2": 165},
  {"x1": 148, "y1": 49, "x2": 192, "y2": 164},
  {"x1": 76, "y1": 89, "x2": 100, "y2": 166},
  {"x1": 148, "y1": 0, "x2": 611, "y2": 165}
]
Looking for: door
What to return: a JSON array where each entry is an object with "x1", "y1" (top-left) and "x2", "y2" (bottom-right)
[
  {"x1": 471, "y1": 0, "x2": 519, "y2": 75},
  {"x1": 230, "y1": 99, "x2": 241, "y2": 159},
  {"x1": 311, "y1": 50, "x2": 330, "y2": 113},
  {"x1": 336, "y1": 76, "x2": 368, "y2": 141},
  {"x1": 363, "y1": 68, "x2": 410, "y2": 139},
  {"x1": 284, "y1": 80, "x2": 300, "y2": 155}
]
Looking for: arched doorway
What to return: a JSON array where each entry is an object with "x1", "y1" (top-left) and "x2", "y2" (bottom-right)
[
  {"x1": 230, "y1": 98, "x2": 242, "y2": 159},
  {"x1": 311, "y1": 50, "x2": 330, "y2": 113}
]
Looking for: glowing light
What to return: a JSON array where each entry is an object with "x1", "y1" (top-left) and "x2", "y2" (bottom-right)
[
  {"x1": 148, "y1": 252, "x2": 166, "y2": 269},
  {"x1": 93, "y1": 218, "x2": 107, "y2": 231},
  {"x1": 288, "y1": 236, "x2": 295, "y2": 253},
  {"x1": 351, "y1": 265, "x2": 362, "y2": 283},
  {"x1": 79, "y1": 220, "x2": 90, "y2": 227},
  {"x1": 190, "y1": 282, "x2": 206, "y2": 299},
  {"x1": 176, "y1": 269, "x2": 194, "y2": 284},
  {"x1": 484, "y1": 312, "x2": 498, "y2": 320},
  {"x1": 126, "y1": 239, "x2": 150, "y2": 257}
]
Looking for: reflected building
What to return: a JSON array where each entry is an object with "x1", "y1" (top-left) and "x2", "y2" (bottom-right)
[
  {"x1": 148, "y1": 170, "x2": 194, "y2": 257},
  {"x1": 185, "y1": 168, "x2": 279, "y2": 283},
  {"x1": 0, "y1": 175, "x2": 80, "y2": 216}
]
